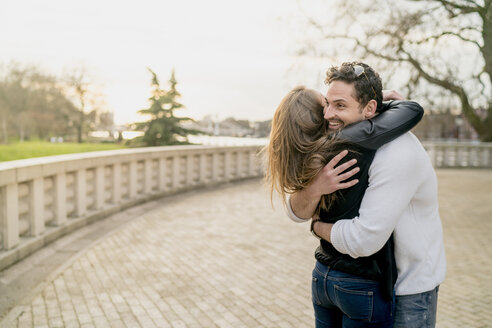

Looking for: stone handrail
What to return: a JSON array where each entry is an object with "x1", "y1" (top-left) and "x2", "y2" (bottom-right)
[
  {"x1": 0, "y1": 141, "x2": 490, "y2": 271},
  {"x1": 422, "y1": 141, "x2": 492, "y2": 168},
  {"x1": 0, "y1": 145, "x2": 263, "y2": 270}
]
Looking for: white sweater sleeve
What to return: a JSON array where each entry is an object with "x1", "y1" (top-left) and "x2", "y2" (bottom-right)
[
  {"x1": 285, "y1": 194, "x2": 310, "y2": 223},
  {"x1": 330, "y1": 136, "x2": 421, "y2": 258}
]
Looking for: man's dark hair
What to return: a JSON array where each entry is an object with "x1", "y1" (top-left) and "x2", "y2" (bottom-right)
[{"x1": 325, "y1": 61, "x2": 383, "y2": 111}]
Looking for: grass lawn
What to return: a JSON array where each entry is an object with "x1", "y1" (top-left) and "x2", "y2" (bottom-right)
[{"x1": 0, "y1": 141, "x2": 127, "y2": 162}]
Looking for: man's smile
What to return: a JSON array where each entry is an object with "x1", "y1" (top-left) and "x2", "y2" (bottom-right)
[{"x1": 328, "y1": 120, "x2": 344, "y2": 129}]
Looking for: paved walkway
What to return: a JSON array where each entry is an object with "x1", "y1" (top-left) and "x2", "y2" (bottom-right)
[{"x1": 0, "y1": 170, "x2": 491, "y2": 327}]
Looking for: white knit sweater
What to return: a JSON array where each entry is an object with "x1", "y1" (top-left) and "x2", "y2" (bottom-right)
[{"x1": 287, "y1": 132, "x2": 446, "y2": 296}]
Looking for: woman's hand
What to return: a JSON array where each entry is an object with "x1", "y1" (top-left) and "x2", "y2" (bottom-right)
[
  {"x1": 290, "y1": 150, "x2": 359, "y2": 220},
  {"x1": 305, "y1": 150, "x2": 360, "y2": 199},
  {"x1": 382, "y1": 90, "x2": 404, "y2": 101}
]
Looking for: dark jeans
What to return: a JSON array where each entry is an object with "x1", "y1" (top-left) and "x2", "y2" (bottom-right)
[
  {"x1": 311, "y1": 261, "x2": 394, "y2": 328},
  {"x1": 394, "y1": 286, "x2": 439, "y2": 328}
]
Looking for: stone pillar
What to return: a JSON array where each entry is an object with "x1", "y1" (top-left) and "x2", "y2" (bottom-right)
[
  {"x1": 128, "y1": 161, "x2": 137, "y2": 199},
  {"x1": 459, "y1": 146, "x2": 467, "y2": 167},
  {"x1": 224, "y1": 151, "x2": 232, "y2": 182},
  {"x1": 54, "y1": 173, "x2": 67, "y2": 225},
  {"x1": 481, "y1": 147, "x2": 490, "y2": 167},
  {"x1": 158, "y1": 157, "x2": 168, "y2": 192},
  {"x1": 95, "y1": 166, "x2": 105, "y2": 210},
  {"x1": 157, "y1": 157, "x2": 167, "y2": 191},
  {"x1": 199, "y1": 153, "x2": 207, "y2": 184},
  {"x1": 30, "y1": 177, "x2": 45, "y2": 236},
  {"x1": 1, "y1": 184, "x2": 19, "y2": 250},
  {"x1": 212, "y1": 152, "x2": 220, "y2": 182},
  {"x1": 144, "y1": 159, "x2": 153, "y2": 194},
  {"x1": 172, "y1": 156, "x2": 181, "y2": 190},
  {"x1": 236, "y1": 151, "x2": 243, "y2": 179},
  {"x1": 249, "y1": 150, "x2": 258, "y2": 177},
  {"x1": 186, "y1": 155, "x2": 194, "y2": 186},
  {"x1": 449, "y1": 146, "x2": 457, "y2": 167},
  {"x1": 112, "y1": 163, "x2": 121, "y2": 204},
  {"x1": 75, "y1": 169, "x2": 87, "y2": 217},
  {"x1": 426, "y1": 144, "x2": 435, "y2": 166}
]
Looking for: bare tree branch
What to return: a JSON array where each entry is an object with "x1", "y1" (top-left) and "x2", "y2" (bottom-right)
[
  {"x1": 296, "y1": 0, "x2": 492, "y2": 140},
  {"x1": 410, "y1": 30, "x2": 482, "y2": 48},
  {"x1": 401, "y1": 49, "x2": 485, "y2": 132},
  {"x1": 319, "y1": 28, "x2": 486, "y2": 134},
  {"x1": 410, "y1": 0, "x2": 480, "y2": 13},
  {"x1": 409, "y1": 24, "x2": 481, "y2": 43}
]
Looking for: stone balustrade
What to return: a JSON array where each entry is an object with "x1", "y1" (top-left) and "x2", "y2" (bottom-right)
[
  {"x1": 0, "y1": 141, "x2": 490, "y2": 271},
  {"x1": 0, "y1": 145, "x2": 263, "y2": 270},
  {"x1": 423, "y1": 141, "x2": 492, "y2": 168}
]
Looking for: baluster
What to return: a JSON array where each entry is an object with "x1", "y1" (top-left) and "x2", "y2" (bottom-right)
[
  {"x1": 30, "y1": 177, "x2": 45, "y2": 236},
  {"x1": 144, "y1": 159, "x2": 153, "y2": 194},
  {"x1": 54, "y1": 173, "x2": 67, "y2": 225},
  {"x1": 75, "y1": 169, "x2": 87, "y2": 217},
  {"x1": 199, "y1": 153, "x2": 207, "y2": 184},
  {"x1": 95, "y1": 166, "x2": 105, "y2": 210},
  {"x1": 249, "y1": 150, "x2": 258, "y2": 176},
  {"x1": 212, "y1": 152, "x2": 219, "y2": 182},
  {"x1": 426, "y1": 144, "x2": 436, "y2": 166},
  {"x1": 158, "y1": 157, "x2": 168, "y2": 192},
  {"x1": 224, "y1": 151, "x2": 231, "y2": 182},
  {"x1": 112, "y1": 163, "x2": 121, "y2": 204},
  {"x1": 1, "y1": 184, "x2": 19, "y2": 250},
  {"x1": 128, "y1": 161, "x2": 137, "y2": 199},
  {"x1": 236, "y1": 151, "x2": 243, "y2": 179},
  {"x1": 172, "y1": 156, "x2": 181, "y2": 189},
  {"x1": 186, "y1": 154, "x2": 194, "y2": 186}
]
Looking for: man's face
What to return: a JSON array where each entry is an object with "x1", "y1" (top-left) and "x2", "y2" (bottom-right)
[{"x1": 323, "y1": 80, "x2": 368, "y2": 130}]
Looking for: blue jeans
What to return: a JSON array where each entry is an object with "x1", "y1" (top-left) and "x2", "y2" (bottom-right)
[
  {"x1": 311, "y1": 261, "x2": 394, "y2": 328},
  {"x1": 393, "y1": 286, "x2": 439, "y2": 328}
]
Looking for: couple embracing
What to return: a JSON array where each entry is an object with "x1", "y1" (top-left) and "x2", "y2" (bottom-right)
[{"x1": 265, "y1": 62, "x2": 446, "y2": 328}]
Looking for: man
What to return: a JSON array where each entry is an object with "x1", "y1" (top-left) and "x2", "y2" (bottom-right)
[{"x1": 287, "y1": 62, "x2": 446, "y2": 328}]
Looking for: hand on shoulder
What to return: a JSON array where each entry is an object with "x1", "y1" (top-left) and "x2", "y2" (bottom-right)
[{"x1": 382, "y1": 90, "x2": 404, "y2": 101}]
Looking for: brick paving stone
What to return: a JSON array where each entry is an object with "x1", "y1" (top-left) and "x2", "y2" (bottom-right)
[
  {"x1": 49, "y1": 316, "x2": 64, "y2": 328},
  {"x1": 1, "y1": 170, "x2": 491, "y2": 327},
  {"x1": 64, "y1": 320, "x2": 81, "y2": 328}
]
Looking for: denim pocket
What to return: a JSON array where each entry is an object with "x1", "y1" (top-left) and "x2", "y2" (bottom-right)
[
  {"x1": 334, "y1": 284, "x2": 373, "y2": 321},
  {"x1": 394, "y1": 290, "x2": 437, "y2": 328},
  {"x1": 311, "y1": 276, "x2": 322, "y2": 306}
]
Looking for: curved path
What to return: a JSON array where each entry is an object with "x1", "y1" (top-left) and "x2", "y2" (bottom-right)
[{"x1": 1, "y1": 170, "x2": 491, "y2": 327}]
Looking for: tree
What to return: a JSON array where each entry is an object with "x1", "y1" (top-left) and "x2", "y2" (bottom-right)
[
  {"x1": 135, "y1": 68, "x2": 199, "y2": 146},
  {"x1": 97, "y1": 111, "x2": 115, "y2": 136},
  {"x1": 0, "y1": 66, "x2": 30, "y2": 142},
  {"x1": 0, "y1": 63, "x2": 81, "y2": 143},
  {"x1": 64, "y1": 67, "x2": 102, "y2": 143},
  {"x1": 0, "y1": 80, "x2": 11, "y2": 143},
  {"x1": 297, "y1": 0, "x2": 492, "y2": 141},
  {"x1": 24, "y1": 70, "x2": 79, "y2": 140}
]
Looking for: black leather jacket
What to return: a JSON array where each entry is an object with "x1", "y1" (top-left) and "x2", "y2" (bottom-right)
[
  {"x1": 316, "y1": 100, "x2": 424, "y2": 301},
  {"x1": 339, "y1": 100, "x2": 424, "y2": 149}
]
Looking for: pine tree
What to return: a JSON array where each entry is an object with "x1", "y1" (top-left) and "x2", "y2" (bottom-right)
[{"x1": 135, "y1": 68, "x2": 198, "y2": 146}]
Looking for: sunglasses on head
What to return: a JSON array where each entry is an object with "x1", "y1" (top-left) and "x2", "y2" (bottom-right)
[{"x1": 353, "y1": 65, "x2": 377, "y2": 99}]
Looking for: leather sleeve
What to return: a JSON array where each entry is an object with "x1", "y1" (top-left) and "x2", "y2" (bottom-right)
[{"x1": 337, "y1": 100, "x2": 424, "y2": 150}]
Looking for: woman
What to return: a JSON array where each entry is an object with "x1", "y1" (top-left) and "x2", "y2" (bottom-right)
[{"x1": 265, "y1": 86, "x2": 423, "y2": 327}]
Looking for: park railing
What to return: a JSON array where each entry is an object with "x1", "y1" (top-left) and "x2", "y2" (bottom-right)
[
  {"x1": 422, "y1": 141, "x2": 492, "y2": 168},
  {"x1": 0, "y1": 141, "x2": 490, "y2": 271},
  {"x1": 0, "y1": 145, "x2": 263, "y2": 270}
]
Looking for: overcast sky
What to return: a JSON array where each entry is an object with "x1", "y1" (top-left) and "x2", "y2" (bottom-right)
[{"x1": 1, "y1": 0, "x2": 335, "y2": 125}]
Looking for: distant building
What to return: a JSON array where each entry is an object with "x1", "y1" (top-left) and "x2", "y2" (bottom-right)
[
  {"x1": 412, "y1": 110, "x2": 478, "y2": 141},
  {"x1": 251, "y1": 120, "x2": 272, "y2": 138},
  {"x1": 181, "y1": 116, "x2": 271, "y2": 138}
]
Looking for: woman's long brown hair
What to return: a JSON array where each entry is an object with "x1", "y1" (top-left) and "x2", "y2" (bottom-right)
[{"x1": 264, "y1": 86, "x2": 355, "y2": 214}]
